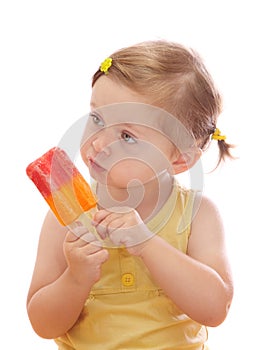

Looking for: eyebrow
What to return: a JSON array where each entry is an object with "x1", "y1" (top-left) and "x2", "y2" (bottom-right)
[
  {"x1": 89, "y1": 104, "x2": 144, "y2": 136},
  {"x1": 122, "y1": 123, "x2": 144, "y2": 136}
]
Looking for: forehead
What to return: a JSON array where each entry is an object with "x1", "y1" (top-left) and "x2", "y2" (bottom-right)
[{"x1": 90, "y1": 76, "x2": 149, "y2": 108}]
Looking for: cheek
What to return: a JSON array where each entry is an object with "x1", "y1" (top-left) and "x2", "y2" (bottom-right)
[
  {"x1": 80, "y1": 143, "x2": 90, "y2": 166},
  {"x1": 109, "y1": 160, "x2": 155, "y2": 185}
]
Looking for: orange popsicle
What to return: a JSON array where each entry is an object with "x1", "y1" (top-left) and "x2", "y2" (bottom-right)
[{"x1": 26, "y1": 147, "x2": 97, "y2": 226}]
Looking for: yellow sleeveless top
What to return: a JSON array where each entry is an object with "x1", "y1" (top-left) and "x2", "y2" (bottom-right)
[{"x1": 55, "y1": 182, "x2": 209, "y2": 349}]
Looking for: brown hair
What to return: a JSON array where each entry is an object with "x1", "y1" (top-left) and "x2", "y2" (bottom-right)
[{"x1": 92, "y1": 40, "x2": 234, "y2": 166}]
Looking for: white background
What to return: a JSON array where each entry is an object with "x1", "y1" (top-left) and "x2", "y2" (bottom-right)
[{"x1": 1, "y1": 1, "x2": 255, "y2": 349}]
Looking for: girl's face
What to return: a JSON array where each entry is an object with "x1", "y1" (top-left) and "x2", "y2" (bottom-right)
[{"x1": 81, "y1": 76, "x2": 178, "y2": 189}]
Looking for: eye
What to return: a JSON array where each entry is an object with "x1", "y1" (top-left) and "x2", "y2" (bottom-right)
[
  {"x1": 121, "y1": 131, "x2": 137, "y2": 144},
  {"x1": 90, "y1": 112, "x2": 104, "y2": 126}
]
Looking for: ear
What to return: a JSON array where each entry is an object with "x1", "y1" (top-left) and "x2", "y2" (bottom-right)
[{"x1": 171, "y1": 148, "x2": 202, "y2": 175}]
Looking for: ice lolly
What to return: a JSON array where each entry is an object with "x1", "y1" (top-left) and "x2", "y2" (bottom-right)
[{"x1": 26, "y1": 147, "x2": 97, "y2": 227}]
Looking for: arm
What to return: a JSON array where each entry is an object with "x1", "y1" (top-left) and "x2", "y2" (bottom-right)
[
  {"x1": 139, "y1": 195, "x2": 233, "y2": 326},
  {"x1": 26, "y1": 210, "x2": 108, "y2": 339},
  {"x1": 93, "y1": 196, "x2": 233, "y2": 327}
]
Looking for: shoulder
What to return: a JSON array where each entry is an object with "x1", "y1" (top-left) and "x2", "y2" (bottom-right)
[
  {"x1": 188, "y1": 194, "x2": 226, "y2": 261},
  {"x1": 192, "y1": 194, "x2": 223, "y2": 227},
  {"x1": 39, "y1": 210, "x2": 68, "y2": 243},
  {"x1": 36, "y1": 210, "x2": 68, "y2": 270},
  {"x1": 192, "y1": 193, "x2": 224, "y2": 235}
]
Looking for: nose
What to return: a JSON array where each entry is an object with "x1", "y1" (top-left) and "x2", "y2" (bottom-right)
[{"x1": 92, "y1": 130, "x2": 112, "y2": 155}]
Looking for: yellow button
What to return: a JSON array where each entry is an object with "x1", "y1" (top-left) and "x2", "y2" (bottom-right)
[{"x1": 122, "y1": 273, "x2": 135, "y2": 287}]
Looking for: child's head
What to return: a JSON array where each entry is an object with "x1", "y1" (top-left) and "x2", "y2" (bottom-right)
[{"x1": 92, "y1": 40, "x2": 233, "y2": 166}]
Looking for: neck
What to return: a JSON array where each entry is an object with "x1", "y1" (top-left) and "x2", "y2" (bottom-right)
[{"x1": 96, "y1": 171, "x2": 174, "y2": 222}]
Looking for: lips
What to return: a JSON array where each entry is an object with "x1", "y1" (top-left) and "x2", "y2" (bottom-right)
[{"x1": 88, "y1": 156, "x2": 106, "y2": 173}]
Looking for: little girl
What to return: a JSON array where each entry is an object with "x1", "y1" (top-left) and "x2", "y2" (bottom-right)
[{"x1": 27, "y1": 40, "x2": 234, "y2": 349}]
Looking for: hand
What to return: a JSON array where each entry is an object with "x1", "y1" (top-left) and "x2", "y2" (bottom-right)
[
  {"x1": 63, "y1": 230, "x2": 109, "y2": 287},
  {"x1": 92, "y1": 207, "x2": 154, "y2": 255}
]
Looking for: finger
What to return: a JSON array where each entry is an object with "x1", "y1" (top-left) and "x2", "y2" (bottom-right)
[
  {"x1": 92, "y1": 207, "x2": 130, "y2": 226},
  {"x1": 96, "y1": 210, "x2": 124, "y2": 228},
  {"x1": 83, "y1": 242, "x2": 105, "y2": 255},
  {"x1": 92, "y1": 210, "x2": 113, "y2": 239},
  {"x1": 70, "y1": 226, "x2": 90, "y2": 237},
  {"x1": 94, "y1": 248, "x2": 109, "y2": 264},
  {"x1": 108, "y1": 225, "x2": 133, "y2": 246},
  {"x1": 65, "y1": 230, "x2": 80, "y2": 243},
  {"x1": 92, "y1": 209, "x2": 111, "y2": 226},
  {"x1": 80, "y1": 232, "x2": 102, "y2": 247},
  {"x1": 106, "y1": 217, "x2": 125, "y2": 233},
  {"x1": 65, "y1": 230, "x2": 99, "y2": 250},
  {"x1": 95, "y1": 214, "x2": 124, "y2": 240}
]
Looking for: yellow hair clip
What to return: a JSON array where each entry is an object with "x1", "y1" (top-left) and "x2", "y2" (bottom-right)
[
  {"x1": 211, "y1": 128, "x2": 226, "y2": 141},
  {"x1": 100, "y1": 57, "x2": 113, "y2": 74}
]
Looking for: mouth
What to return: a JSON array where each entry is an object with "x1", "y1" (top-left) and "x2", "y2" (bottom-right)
[{"x1": 88, "y1": 156, "x2": 106, "y2": 173}]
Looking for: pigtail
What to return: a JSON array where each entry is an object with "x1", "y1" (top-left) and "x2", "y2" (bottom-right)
[
  {"x1": 211, "y1": 128, "x2": 236, "y2": 167},
  {"x1": 216, "y1": 139, "x2": 236, "y2": 167}
]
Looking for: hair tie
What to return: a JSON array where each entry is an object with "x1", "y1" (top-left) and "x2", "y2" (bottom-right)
[
  {"x1": 211, "y1": 128, "x2": 226, "y2": 141},
  {"x1": 100, "y1": 57, "x2": 113, "y2": 74}
]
